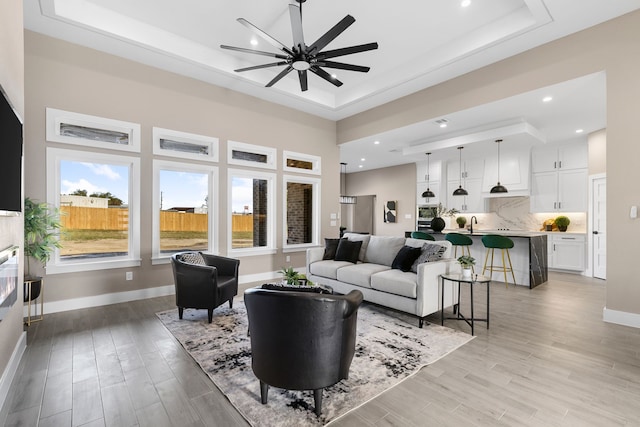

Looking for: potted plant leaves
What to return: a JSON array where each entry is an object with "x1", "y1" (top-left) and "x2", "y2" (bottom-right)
[
  {"x1": 456, "y1": 216, "x2": 467, "y2": 229},
  {"x1": 554, "y1": 215, "x2": 570, "y2": 232},
  {"x1": 431, "y1": 203, "x2": 459, "y2": 232},
  {"x1": 24, "y1": 197, "x2": 62, "y2": 303},
  {"x1": 457, "y1": 255, "x2": 475, "y2": 278}
]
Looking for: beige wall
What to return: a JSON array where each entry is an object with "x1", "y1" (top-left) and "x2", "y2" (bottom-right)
[
  {"x1": 588, "y1": 129, "x2": 607, "y2": 175},
  {"x1": 346, "y1": 164, "x2": 416, "y2": 236},
  {"x1": 0, "y1": 0, "x2": 25, "y2": 401},
  {"x1": 337, "y1": 10, "x2": 640, "y2": 318},
  {"x1": 24, "y1": 31, "x2": 339, "y2": 303}
]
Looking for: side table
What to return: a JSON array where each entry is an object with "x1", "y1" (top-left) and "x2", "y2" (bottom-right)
[{"x1": 440, "y1": 273, "x2": 490, "y2": 335}]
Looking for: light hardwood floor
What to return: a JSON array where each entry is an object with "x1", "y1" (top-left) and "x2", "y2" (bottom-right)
[{"x1": 2, "y1": 272, "x2": 640, "y2": 426}]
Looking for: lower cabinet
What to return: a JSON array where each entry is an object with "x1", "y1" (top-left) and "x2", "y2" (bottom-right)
[{"x1": 548, "y1": 234, "x2": 586, "y2": 271}]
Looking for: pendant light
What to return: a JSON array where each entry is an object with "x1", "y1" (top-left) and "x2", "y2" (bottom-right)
[
  {"x1": 452, "y1": 146, "x2": 468, "y2": 196},
  {"x1": 490, "y1": 139, "x2": 508, "y2": 194},
  {"x1": 339, "y1": 162, "x2": 357, "y2": 204},
  {"x1": 421, "y1": 152, "x2": 436, "y2": 198}
]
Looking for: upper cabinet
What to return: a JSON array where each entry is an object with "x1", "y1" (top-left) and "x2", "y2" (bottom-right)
[
  {"x1": 530, "y1": 141, "x2": 588, "y2": 213},
  {"x1": 481, "y1": 146, "x2": 531, "y2": 194},
  {"x1": 416, "y1": 160, "x2": 442, "y2": 205},
  {"x1": 447, "y1": 158, "x2": 487, "y2": 213},
  {"x1": 531, "y1": 141, "x2": 588, "y2": 173}
]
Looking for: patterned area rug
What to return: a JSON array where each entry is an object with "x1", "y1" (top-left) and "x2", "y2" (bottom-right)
[{"x1": 156, "y1": 301, "x2": 473, "y2": 426}]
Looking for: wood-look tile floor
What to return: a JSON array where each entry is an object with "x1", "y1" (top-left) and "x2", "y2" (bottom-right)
[{"x1": 2, "y1": 272, "x2": 640, "y2": 426}]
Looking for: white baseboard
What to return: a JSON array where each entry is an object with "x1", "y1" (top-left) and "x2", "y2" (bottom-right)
[
  {"x1": 0, "y1": 331, "x2": 26, "y2": 415},
  {"x1": 603, "y1": 307, "x2": 640, "y2": 329},
  {"x1": 23, "y1": 270, "x2": 292, "y2": 316}
]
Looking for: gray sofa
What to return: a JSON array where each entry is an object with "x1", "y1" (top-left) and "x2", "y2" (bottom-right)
[{"x1": 306, "y1": 233, "x2": 459, "y2": 327}]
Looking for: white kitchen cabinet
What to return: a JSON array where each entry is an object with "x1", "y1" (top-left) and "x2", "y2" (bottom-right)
[
  {"x1": 531, "y1": 169, "x2": 587, "y2": 212},
  {"x1": 482, "y1": 149, "x2": 530, "y2": 193},
  {"x1": 447, "y1": 158, "x2": 484, "y2": 182},
  {"x1": 531, "y1": 141, "x2": 588, "y2": 173},
  {"x1": 416, "y1": 160, "x2": 442, "y2": 205},
  {"x1": 417, "y1": 180, "x2": 441, "y2": 205},
  {"x1": 447, "y1": 179, "x2": 485, "y2": 212},
  {"x1": 548, "y1": 234, "x2": 586, "y2": 271}
]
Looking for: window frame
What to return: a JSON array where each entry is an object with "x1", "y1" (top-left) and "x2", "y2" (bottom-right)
[
  {"x1": 227, "y1": 140, "x2": 277, "y2": 170},
  {"x1": 46, "y1": 147, "x2": 141, "y2": 274},
  {"x1": 151, "y1": 159, "x2": 219, "y2": 264},
  {"x1": 282, "y1": 150, "x2": 321, "y2": 175},
  {"x1": 227, "y1": 168, "x2": 277, "y2": 256},
  {"x1": 282, "y1": 174, "x2": 321, "y2": 252},
  {"x1": 152, "y1": 127, "x2": 219, "y2": 162},
  {"x1": 46, "y1": 108, "x2": 141, "y2": 153}
]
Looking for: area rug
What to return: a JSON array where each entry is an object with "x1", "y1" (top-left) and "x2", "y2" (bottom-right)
[{"x1": 156, "y1": 302, "x2": 473, "y2": 426}]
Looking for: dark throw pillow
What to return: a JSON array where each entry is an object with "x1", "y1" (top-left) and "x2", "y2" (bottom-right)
[
  {"x1": 391, "y1": 245, "x2": 422, "y2": 272},
  {"x1": 334, "y1": 239, "x2": 363, "y2": 264},
  {"x1": 323, "y1": 238, "x2": 341, "y2": 260},
  {"x1": 410, "y1": 243, "x2": 447, "y2": 273}
]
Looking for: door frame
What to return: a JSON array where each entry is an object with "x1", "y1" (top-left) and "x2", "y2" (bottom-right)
[{"x1": 587, "y1": 173, "x2": 606, "y2": 278}]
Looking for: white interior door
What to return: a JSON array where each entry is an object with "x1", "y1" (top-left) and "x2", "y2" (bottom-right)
[{"x1": 592, "y1": 176, "x2": 606, "y2": 279}]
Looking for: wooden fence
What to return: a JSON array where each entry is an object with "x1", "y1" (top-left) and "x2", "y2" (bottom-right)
[{"x1": 60, "y1": 206, "x2": 254, "y2": 232}]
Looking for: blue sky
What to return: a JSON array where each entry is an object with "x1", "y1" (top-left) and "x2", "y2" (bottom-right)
[{"x1": 61, "y1": 161, "x2": 254, "y2": 212}]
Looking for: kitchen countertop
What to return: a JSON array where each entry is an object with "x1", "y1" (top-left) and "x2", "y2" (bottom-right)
[{"x1": 442, "y1": 229, "x2": 548, "y2": 238}]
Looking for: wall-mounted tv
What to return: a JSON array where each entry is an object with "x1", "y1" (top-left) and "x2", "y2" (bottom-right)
[{"x1": 0, "y1": 87, "x2": 23, "y2": 214}]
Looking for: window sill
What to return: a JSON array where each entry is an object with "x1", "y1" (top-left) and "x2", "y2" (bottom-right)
[{"x1": 46, "y1": 258, "x2": 142, "y2": 274}]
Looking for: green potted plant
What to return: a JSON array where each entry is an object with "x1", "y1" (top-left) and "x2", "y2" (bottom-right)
[
  {"x1": 456, "y1": 216, "x2": 467, "y2": 229},
  {"x1": 431, "y1": 203, "x2": 459, "y2": 233},
  {"x1": 554, "y1": 215, "x2": 570, "y2": 232},
  {"x1": 457, "y1": 255, "x2": 475, "y2": 278},
  {"x1": 24, "y1": 197, "x2": 62, "y2": 302},
  {"x1": 278, "y1": 267, "x2": 313, "y2": 286}
]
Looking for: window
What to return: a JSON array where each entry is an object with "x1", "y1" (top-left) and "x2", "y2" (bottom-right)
[
  {"x1": 283, "y1": 175, "x2": 320, "y2": 250},
  {"x1": 152, "y1": 160, "x2": 218, "y2": 262},
  {"x1": 152, "y1": 127, "x2": 219, "y2": 162},
  {"x1": 46, "y1": 108, "x2": 141, "y2": 152},
  {"x1": 46, "y1": 147, "x2": 141, "y2": 273},
  {"x1": 227, "y1": 140, "x2": 276, "y2": 170},
  {"x1": 283, "y1": 151, "x2": 321, "y2": 175},
  {"x1": 228, "y1": 169, "x2": 276, "y2": 255}
]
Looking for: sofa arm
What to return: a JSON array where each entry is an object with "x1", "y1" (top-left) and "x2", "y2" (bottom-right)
[
  {"x1": 306, "y1": 247, "x2": 325, "y2": 267},
  {"x1": 415, "y1": 258, "x2": 456, "y2": 317}
]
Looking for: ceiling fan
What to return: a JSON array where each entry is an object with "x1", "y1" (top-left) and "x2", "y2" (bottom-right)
[{"x1": 220, "y1": 0, "x2": 378, "y2": 92}]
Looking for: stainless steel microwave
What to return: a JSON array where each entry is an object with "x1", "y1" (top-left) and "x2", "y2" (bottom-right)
[{"x1": 417, "y1": 205, "x2": 437, "y2": 220}]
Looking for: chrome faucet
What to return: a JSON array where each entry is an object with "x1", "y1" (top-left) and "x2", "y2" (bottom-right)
[{"x1": 470, "y1": 216, "x2": 478, "y2": 234}]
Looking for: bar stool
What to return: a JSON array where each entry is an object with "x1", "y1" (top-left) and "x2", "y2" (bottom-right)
[
  {"x1": 481, "y1": 234, "x2": 516, "y2": 287},
  {"x1": 411, "y1": 231, "x2": 435, "y2": 241},
  {"x1": 445, "y1": 232, "x2": 473, "y2": 259}
]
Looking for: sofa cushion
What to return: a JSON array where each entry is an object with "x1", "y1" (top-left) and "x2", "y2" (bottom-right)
[
  {"x1": 342, "y1": 233, "x2": 370, "y2": 262},
  {"x1": 391, "y1": 245, "x2": 422, "y2": 272},
  {"x1": 364, "y1": 236, "x2": 407, "y2": 266},
  {"x1": 410, "y1": 243, "x2": 448, "y2": 273},
  {"x1": 323, "y1": 238, "x2": 341, "y2": 260},
  {"x1": 371, "y1": 269, "x2": 417, "y2": 299},
  {"x1": 309, "y1": 260, "x2": 354, "y2": 280},
  {"x1": 335, "y1": 239, "x2": 363, "y2": 263},
  {"x1": 336, "y1": 263, "x2": 390, "y2": 288}
]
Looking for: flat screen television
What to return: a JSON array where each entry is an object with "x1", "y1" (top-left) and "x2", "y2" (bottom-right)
[{"x1": 0, "y1": 87, "x2": 23, "y2": 214}]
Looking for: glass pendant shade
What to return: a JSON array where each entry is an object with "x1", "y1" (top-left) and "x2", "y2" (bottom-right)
[
  {"x1": 339, "y1": 162, "x2": 357, "y2": 204},
  {"x1": 452, "y1": 146, "x2": 467, "y2": 196},
  {"x1": 490, "y1": 139, "x2": 508, "y2": 194},
  {"x1": 422, "y1": 152, "x2": 436, "y2": 198}
]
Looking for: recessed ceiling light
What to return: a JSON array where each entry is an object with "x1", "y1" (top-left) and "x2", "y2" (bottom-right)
[
  {"x1": 576, "y1": 129, "x2": 584, "y2": 133},
  {"x1": 374, "y1": 140, "x2": 380, "y2": 145},
  {"x1": 461, "y1": 0, "x2": 471, "y2": 7},
  {"x1": 360, "y1": 158, "x2": 365, "y2": 161},
  {"x1": 359, "y1": 165, "x2": 363, "y2": 168},
  {"x1": 331, "y1": 73, "x2": 338, "y2": 79},
  {"x1": 440, "y1": 123, "x2": 448, "y2": 128},
  {"x1": 435, "y1": 118, "x2": 449, "y2": 128},
  {"x1": 542, "y1": 96, "x2": 553, "y2": 103},
  {"x1": 250, "y1": 38, "x2": 258, "y2": 46}
]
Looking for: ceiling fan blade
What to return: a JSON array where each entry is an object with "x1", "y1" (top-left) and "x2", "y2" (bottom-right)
[
  {"x1": 310, "y1": 66, "x2": 343, "y2": 87},
  {"x1": 298, "y1": 70, "x2": 308, "y2": 92},
  {"x1": 266, "y1": 65, "x2": 294, "y2": 87},
  {"x1": 289, "y1": 4, "x2": 305, "y2": 53},
  {"x1": 316, "y1": 42, "x2": 379, "y2": 59},
  {"x1": 220, "y1": 45, "x2": 290, "y2": 60},
  {"x1": 316, "y1": 60, "x2": 370, "y2": 73},
  {"x1": 237, "y1": 18, "x2": 294, "y2": 56},
  {"x1": 235, "y1": 61, "x2": 290, "y2": 72},
  {"x1": 308, "y1": 15, "x2": 356, "y2": 53}
]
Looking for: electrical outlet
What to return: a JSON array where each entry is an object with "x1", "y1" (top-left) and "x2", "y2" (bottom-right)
[
  {"x1": 126, "y1": 271, "x2": 133, "y2": 280},
  {"x1": 285, "y1": 255, "x2": 291, "y2": 262}
]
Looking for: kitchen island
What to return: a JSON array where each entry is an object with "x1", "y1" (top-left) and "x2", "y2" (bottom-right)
[{"x1": 435, "y1": 229, "x2": 548, "y2": 288}]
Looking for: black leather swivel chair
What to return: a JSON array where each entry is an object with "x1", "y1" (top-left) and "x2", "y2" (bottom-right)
[
  {"x1": 171, "y1": 252, "x2": 240, "y2": 323},
  {"x1": 244, "y1": 287, "x2": 363, "y2": 416}
]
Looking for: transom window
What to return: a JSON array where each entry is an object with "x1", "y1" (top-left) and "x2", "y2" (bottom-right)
[{"x1": 227, "y1": 140, "x2": 276, "y2": 170}]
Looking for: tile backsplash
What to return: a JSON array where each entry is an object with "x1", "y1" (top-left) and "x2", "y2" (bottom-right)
[{"x1": 450, "y1": 197, "x2": 586, "y2": 232}]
